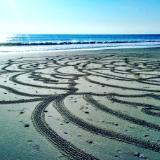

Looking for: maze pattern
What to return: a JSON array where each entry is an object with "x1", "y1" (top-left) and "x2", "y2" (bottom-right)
[{"x1": 1, "y1": 53, "x2": 160, "y2": 159}]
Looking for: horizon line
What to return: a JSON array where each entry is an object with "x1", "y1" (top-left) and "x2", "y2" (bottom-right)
[{"x1": 1, "y1": 33, "x2": 160, "y2": 35}]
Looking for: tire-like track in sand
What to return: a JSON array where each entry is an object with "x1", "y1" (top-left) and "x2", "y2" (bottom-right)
[
  {"x1": 31, "y1": 96, "x2": 99, "y2": 160},
  {"x1": 1, "y1": 53, "x2": 160, "y2": 159}
]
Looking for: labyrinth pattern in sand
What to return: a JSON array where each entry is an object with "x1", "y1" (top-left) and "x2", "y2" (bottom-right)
[{"x1": 1, "y1": 53, "x2": 160, "y2": 159}]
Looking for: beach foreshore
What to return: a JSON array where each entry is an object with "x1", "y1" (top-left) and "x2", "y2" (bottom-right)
[{"x1": 0, "y1": 47, "x2": 160, "y2": 160}]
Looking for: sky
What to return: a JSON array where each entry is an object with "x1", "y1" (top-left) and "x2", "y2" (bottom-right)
[{"x1": 0, "y1": 0, "x2": 160, "y2": 34}]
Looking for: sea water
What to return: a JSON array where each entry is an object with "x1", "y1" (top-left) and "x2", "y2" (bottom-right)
[{"x1": 0, "y1": 34, "x2": 160, "y2": 53}]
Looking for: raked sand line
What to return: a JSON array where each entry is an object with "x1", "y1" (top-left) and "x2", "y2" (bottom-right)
[
  {"x1": 53, "y1": 95, "x2": 160, "y2": 152},
  {"x1": 1, "y1": 52, "x2": 160, "y2": 159},
  {"x1": 31, "y1": 96, "x2": 99, "y2": 160}
]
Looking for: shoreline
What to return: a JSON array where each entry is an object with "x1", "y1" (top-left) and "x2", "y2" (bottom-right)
[
  {"x1": 0, "y1": 46, "x2": 160, "y2": 57},
  {"x1": 0, "y1": 43, "x2": 160, "y2": 55}
]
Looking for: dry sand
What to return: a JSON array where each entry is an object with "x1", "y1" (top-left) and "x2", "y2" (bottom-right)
[{"x1": 0, "y1": 48, "x2": 160, "y2": 160}]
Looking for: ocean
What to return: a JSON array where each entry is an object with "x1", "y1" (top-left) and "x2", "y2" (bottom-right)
[{"x1": 0, "y1": 34, "x2": 160, "y2": 53}]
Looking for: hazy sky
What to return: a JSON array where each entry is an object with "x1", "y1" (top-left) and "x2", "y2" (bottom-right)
[{"x1": 0, "y1": 0, "x2": 160, "y2": 34}]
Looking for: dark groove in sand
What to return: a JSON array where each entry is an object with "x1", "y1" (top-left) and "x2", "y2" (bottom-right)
[
  {"x1": 84, "y1": 95, "x2": 160, "y2": 131},
  {"x1": 31, "y1": 96, "x2": 99, "y2": 160},
  {"x1": 1, "y1": 53, "x2": 160, "y2": 159},
  {"x1": 53, "y1": 95, "x2": 160, "y2": 152}
]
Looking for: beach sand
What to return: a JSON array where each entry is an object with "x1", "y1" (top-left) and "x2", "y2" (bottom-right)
[{"x1": 0, "y1": 48, "x2": 160, "y2": 160}]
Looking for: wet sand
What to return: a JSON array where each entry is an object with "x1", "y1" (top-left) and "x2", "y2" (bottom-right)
[{"x1": 0, "y1": 48, "x2": 160, "y2": 160}]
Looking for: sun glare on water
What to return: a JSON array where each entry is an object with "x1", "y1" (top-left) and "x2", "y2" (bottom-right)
[{"x1": 0, "y1": 34, "x2": 13, "y2": 43}]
